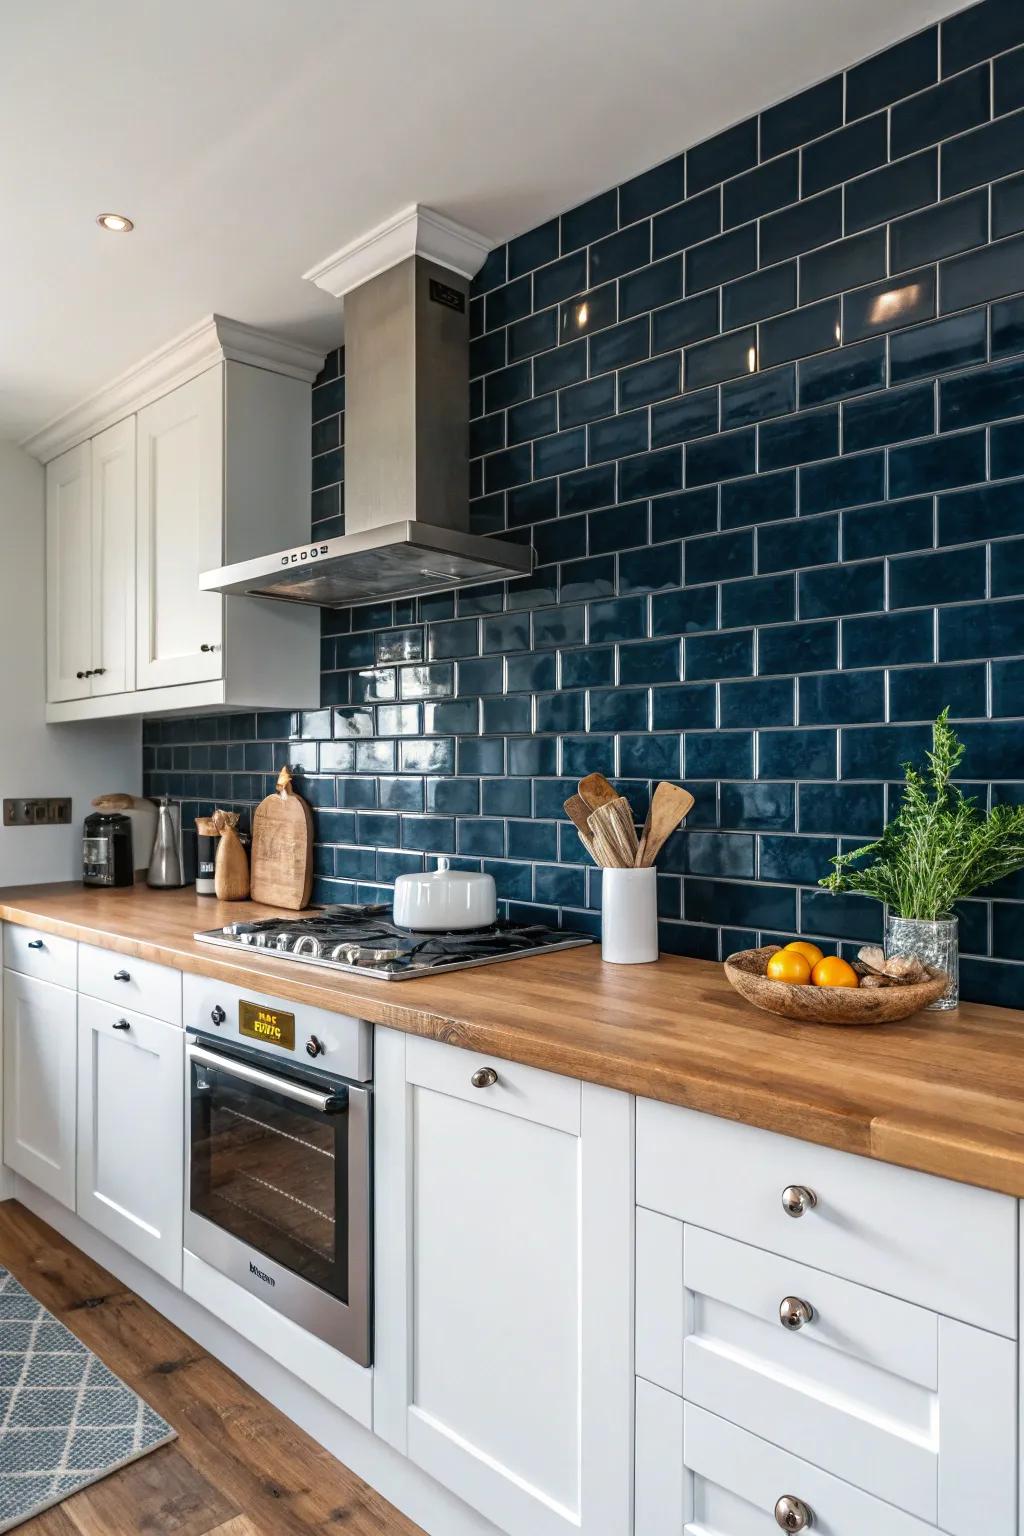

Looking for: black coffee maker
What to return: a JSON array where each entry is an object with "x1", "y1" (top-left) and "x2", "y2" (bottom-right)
[{"x1": 82, "y1": 811, "x2": 134, "y2": 888}]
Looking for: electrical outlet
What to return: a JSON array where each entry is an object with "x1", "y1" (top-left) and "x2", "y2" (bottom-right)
[{"x1": 3, "y1": 798, "x2": 72, "y2": 827}]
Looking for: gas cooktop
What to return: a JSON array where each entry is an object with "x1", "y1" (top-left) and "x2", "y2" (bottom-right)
[{"x1": 194, "y1": 905, "x2": 595, "y2": 980}]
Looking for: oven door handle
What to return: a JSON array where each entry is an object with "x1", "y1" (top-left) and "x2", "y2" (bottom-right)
[{"x1": 187, "y1": 1042, "x2": 349, "y2": 1114}]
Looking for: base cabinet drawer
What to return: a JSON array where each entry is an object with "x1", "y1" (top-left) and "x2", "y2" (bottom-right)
[
  {"x1": 637, "y1": 1389, "x2": 945, "y2": 1536},
  {"x1": 636, "y1": 1213, "x2": 1017, "y2": 1535},
  {"x1": 76, "y1": 995, "x2": 184, "y2": 1286},
  {"x1": 637, "y1": 1098, "x2": 1017, "y2": 1337},
  {"x1": 2, "y1": 970, "x2": 77, "y2": 1208},
  {"x1": 3, "y1": 925, "x2": 77, "y2": 990},
  {"x1": 78, "y1": 942, "x2": 182, "y2": 1025}
]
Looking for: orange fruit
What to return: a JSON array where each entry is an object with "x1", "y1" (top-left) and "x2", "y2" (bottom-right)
[
  {"x1": 811, "y1": 955, "x2": 859, "y2": 989},
  {"x1": 784, "y1": 940, "x2": 824, "y2": 967},
  {"x1": 766, "y1": 949, "x2": 812, "y2": 985}
]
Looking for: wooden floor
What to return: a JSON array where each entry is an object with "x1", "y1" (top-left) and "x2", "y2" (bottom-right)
[{"x1": 0, "y1": 1201, "x2": 424, "y2": 1536}]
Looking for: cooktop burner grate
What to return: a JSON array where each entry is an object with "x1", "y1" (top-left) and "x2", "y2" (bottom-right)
[{"x1": 194, "y1": 904, "x2": 595, "y2": 980}]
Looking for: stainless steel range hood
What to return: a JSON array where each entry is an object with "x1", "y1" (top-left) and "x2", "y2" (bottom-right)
[{"x1": 201, "y1": 223, "x2": 532, "y2": 607}]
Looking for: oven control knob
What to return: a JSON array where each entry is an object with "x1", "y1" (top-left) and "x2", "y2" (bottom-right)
[
  {"x1": 306, "y1": 1035, "x2": 325, "y2": 1058},
  {"x1": 210, "y1": 1006, "x2": 226, "y2": 1026}
]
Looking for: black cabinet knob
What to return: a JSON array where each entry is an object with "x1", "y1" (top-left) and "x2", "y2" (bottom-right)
[
  {"x1": 76, "y1": 671, "x2": 86, "y2": 680},
  {"x1": 27, "y1": 939, "x2": 44, "y2": 950},
  {"x1": 112, "y1": 1019, "x2": 131, "y2": 1031},
  {"x1": 92, "y1": 667, "x2": 106, "y2": 676},
  {"x1": 210, "y1": 1006, "x2": 226, "y2": 1026},
  {"x1": 113, "y1": 970, "x2": 131, "y2": 982}
]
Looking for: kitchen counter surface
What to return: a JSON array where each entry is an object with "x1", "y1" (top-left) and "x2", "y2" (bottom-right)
[{"x1": 3, "y1": 881, "x2": 1024, "y2": 1196}]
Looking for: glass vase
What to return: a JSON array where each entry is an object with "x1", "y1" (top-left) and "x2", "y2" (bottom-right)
[{"x1": 884, "y1": 914, "x2": 959, "y2": 1010}]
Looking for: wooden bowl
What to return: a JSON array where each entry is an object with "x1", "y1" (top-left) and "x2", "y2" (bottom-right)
[{"x1": 724, "y1": 945, "x2": 949, "y2": 1025}]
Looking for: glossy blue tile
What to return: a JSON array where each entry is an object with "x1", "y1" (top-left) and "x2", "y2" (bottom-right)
[
  {"x1": 799, "y1": 669, "x2": 885, "y2": 724},
  {"x1": 720, "y1": 676, "x2": 795, "y2": 727},
  {"x1": 889, "y1": 429, "x2": 987, "y2": 496},
  {"x1": 619, "y1": 153, "x2": 687, "y2": 223},
  {"x1": 588, "y1": 595, "x2": 648, "y2": 643},
  {"x1": 724, "y1": 153, "x2": 799, "y2": 228},
  {"x1": 723, "y1": 263, "x2": 797, "y2": 329},
  {"x1": 941, "y1": 354, "x2": 1024, "y2": 430},
  {"x1": 940, "y1": 230, "x2": 1024, "y2": 312},
  {"x1": 620, "y1": 733, "x2": 681, "y2": 778},
  {"x1": 652, "y1": 188, "x2": 722, "y2": 258},
  {"x1": 760, "y1": 190, "x2": 842, "y2": 266},
  {"x1": 937, "y1": 720, "x2": 1024, "y2": 778},
  {"x1": 848, "y1": 28, "x2": 937, "y2": 118},
  {"x1": 759, "y1": 299, "x2": 841, "y2": 369},
  {"x1": 686, "y1": 428, "x2": 756, "y2": 486},
  {"x1": 619, "y1": 354, "x2": 681, "y2": 409},
  {"x1": 992, "y1": 657, "x2": 1024, "y2": 716},
  {"x1": 560, "y1": 464, "x2": 617, "y2": 513},
  {"x1": 507, "y1": 737, "x2": 558, "y2": 776},
  {"x1": 843, "y1": 608, "x2": 935, "y2": 668},
  {"x1": 890, "y1": 545, "x2": 987, "y2": 609},
  {"x1": 996, "y1": 45, "x2": 1024, "y2": 115},
  {"x1": 757, "y1": 512, "x2": 839, "y2": 573},
  {"x1": 798, "y1": 781, "x2": 885, "y2": 836},
  {"x1": 799, "y1": 560, "x2": 884, "y2": 618},
  {"x1": 685, "y1": 529, "x2": 754, "y2": 585},
  {"x1": 721, "y1": 366, "x2": 796, "y2": 430},
  {"x1": 651, "y1": 683, "x2": 717, "y2": 729},
  {"x1": 505, "y1": 652, "x2": 557, "y2": 693},
  {"x1": 685, "y1": 328, "x2": 757, "y2": 389},
  {"x1": 651, "y1": 292, "x2": 719, "y2": 353},
  {"x1": 993, "y1": 421, "x2": 1024, "y2": 478},
  {"x1": 618, "y1": 637, "x2": 682, "y2": 684},
  {"x1": 889, "y1": 661, "x2": 988, "y2": 721},
  {"x1": 533, "y1": 251, "x2": 588, "y2": 310},
  {"x1": 762, "y1": 75, "x2": 843, "y2": 158},
  {"x1": 992, "y1": 535, "x2": 1024, "y2": 596},
  {"x1": 686, "y1": 877, "x2": 797, "y2": 933},
  {"x1": 757, "y1": 619, "x2": 838, "y2": 675},
  {"x1": 892, "y1": 66, "x2": 990, "y2": 158},
  {"x1": 559, "y1": 554, "x2": 614, "y2": 603},
  {"x1": 759, "y1": 727, "x2": 837, "y2": 780},
  {"x1": 843, "y1": 383, "x2": 935, "y2": 452},
  {"x1": 720, "y1": 781, "x2": 796, "y2": 831},
  {"x1": 684, "y1": 628, "x2": 754, "y2": 680},
  {"x1": 686, "y1": 224, "x2": 758, "y2": 294},
  {"x1": 619, "y1": 543, "x2": 683, "y2": 594},
  {"x1": 889, "y1": 309, "x2": 988, "y2": 383},
  {"x1": 619, "y1": 446, "x2": 683, "y2": 500},
  {"x1": 560, "y1": 190, "x2": 617, "y2": 253},
  {"x1": 588, "y1": 688, "x2": 649, "y2": 732},
  {"x1": 800, "y1": 890, "x2": 884, "y2": 943},
  {"x1": 508, "y1": 394, "x2": 557, "y2": 445},
  {"x1": 940, "y1": 596, "x2": 1024, "y2": 660},
  {"x1": 759, "y1": 406, "x2": 838, "y2": 470},
  {"x1": 993, "y1": 295, "x2": 1024, "y2": 358},
  {"x1": 588, "y1": 502, "x2": 649, "y2": 555},
  {"x1": 803, "y1": 114, "x2": 887, "y2": 197},
  {"x1": 943, "y1": 0, "x2": 1023, "y2": 75},
  {"x1": 939, "y1": 480, "x2": 1024, "y2": 544},
  {"x1": 649, "y1": 583, "x2": 718, "y2": 637},
  {"x1": 843, "y1": 268, "x2": 936, "y2": 343},
  {"x1": 720, "y1": 469, "x2": 796, "y2": 528},
  {"x1": 993, "y1": 171, "x2": 1024, "y2": 238},
  {"x1": 759, "y1": 834, "x2": 837, "y2": 885},
  {"x1": 798, "y1": 339, "x2": 887, "y2": 409},
  {"x1": 688, "y1": 118, "x2": 758, "y2": 194},
  {"x1": 800, "y1": 230, "x2": 887, "y2": 305},
  {"x1": 800, "y1": 452, "x2": 886, "y2": 514},
  {"x1": 684, "y1": 833, "x2": 756, "y2": 880},
  {"x1": 620, "y1": 255, "x2": 684, "y2": 320},
  {"x1": 846, "y1": 149, "x2": 939, "y2": 236},
  {"x1": 942, "y1": 109, "x2": 1024, "y2": 198},
  {"x1": 534, "y1": 338, "x2": 587, "y2": 395},
  {"x1": 842, "y1": 496, "x2": 934, "y2": 560},
  {"x1": 485, "y1": 277, "x2": 531, "y2": 331},
  {"x1": 589, "y1": 222, "x2": 651, "y2": 285},
  {"x1": 588, "y1": 409, "x2": 648, "y2": 463},
  {"x1": 685, "y1": 731, "x2": 754, "y2": 779}
]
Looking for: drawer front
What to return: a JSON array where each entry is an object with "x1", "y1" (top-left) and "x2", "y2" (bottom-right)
[
  {"x1": 78, "y1": 943, "x2": 182, "y2": 1025},
  {"x1": 636, "y1": 1216, "x2": 1017, "y2": 1534},
  {"x1": 636, "y1": 1097, "x2": 1017, "y2": 1336},
  {"x1": 405, "y1": 1033, "x2": 580, "y2": 1135},
  {"x1": 2, "y1": 925, "x2": 76, "y2": 990}
]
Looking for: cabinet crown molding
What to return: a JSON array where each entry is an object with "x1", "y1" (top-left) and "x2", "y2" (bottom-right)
[
  {"x1": 23, "y1": 315, "x2": 325, "y2": 464},
  {"x1": 303, "y1": 203, "x2": 493, "y2": 300}
]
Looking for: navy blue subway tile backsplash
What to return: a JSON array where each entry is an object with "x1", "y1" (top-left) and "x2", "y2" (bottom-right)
[{"x1": 143, "y1": 0, "x2": 1024, "y2": 1005}]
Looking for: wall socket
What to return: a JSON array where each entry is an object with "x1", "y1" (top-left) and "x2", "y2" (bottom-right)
[{"x1": 3, "y1": 798, "x2": 72, "y2": 827}]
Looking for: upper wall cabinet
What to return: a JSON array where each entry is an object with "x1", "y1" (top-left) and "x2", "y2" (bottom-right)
[{"x1": 34, "y1": 316, "x2": 324, "y2": 723}]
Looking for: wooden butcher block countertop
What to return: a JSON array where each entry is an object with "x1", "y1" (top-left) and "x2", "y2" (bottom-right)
[{"x1": 3, "y1": 882, "x2": 1024, "y2": 1196}]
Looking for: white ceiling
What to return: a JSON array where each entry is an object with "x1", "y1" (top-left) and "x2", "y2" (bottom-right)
[{"x1": 3, "y1": 0, "x2": 963, "y2": 444}]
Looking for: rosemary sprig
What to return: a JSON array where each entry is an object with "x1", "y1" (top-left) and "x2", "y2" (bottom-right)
[{"x1": 819, "y1": 711, "x2": 1024, "y2": 920}]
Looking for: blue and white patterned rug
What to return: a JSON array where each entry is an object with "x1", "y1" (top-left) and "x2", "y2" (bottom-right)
[{"x1": 0, "y1": 1266, "x2": 175, "y2": 1531}]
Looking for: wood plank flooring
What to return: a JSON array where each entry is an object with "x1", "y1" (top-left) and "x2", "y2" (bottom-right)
[{"x1": 0, "y1": 1201, "x2": 424, "y2": 1536}]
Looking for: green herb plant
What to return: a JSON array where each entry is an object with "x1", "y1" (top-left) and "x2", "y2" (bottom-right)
[{"x1": 820, "y1": 710, "x2": 1024, "y2": 920}]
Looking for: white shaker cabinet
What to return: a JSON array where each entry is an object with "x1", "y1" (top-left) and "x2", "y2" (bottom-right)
[
  {"x1": 89, "y1": 415, "x2": 137, "y2": 697},
  {"x1": 374, "y1": 1029, "x2": 633, "y2": 1536},
  {"x1": 45, "y1": 441, "x2": 93, "y2": 703},
  {"x1": 135, "y1": 367, "x2": 224, "y2": 690},
  {"x1": 2, "y1": 969, "x2": 77, "y2": 1209},
  {"x1": 76, "y1": 995, "x2": 184, "y2": 1286}
]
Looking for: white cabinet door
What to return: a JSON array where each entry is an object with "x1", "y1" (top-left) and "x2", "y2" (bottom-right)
[
  {"x1": 76, "y1": 995, "x2": 184, "y2": 1286},
  {"x1": 45, "y1": 441, "x2": 93, "y2": 702},
  {"x1": 374, "y1": 1030, "x2": 633, "y2": 1536},
  {"x1": 90, "y1": 417, "x2": 136, "y2": 697},
  {"x1": 2, "y1": 970, "x2": 77, "y2": 1208},
  {"x1": 136, "y1": 367, "x2": 224, "y2": 689}
]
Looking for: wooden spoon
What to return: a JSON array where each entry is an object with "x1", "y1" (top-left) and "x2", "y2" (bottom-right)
[
  {"x1": 563, "y1": 795, "x2": 598, "y2": 860},
  {"x1": 578, "y1": 772, "x2": 618, "y2": 811},
  {"x1": 588, "y1": 797, "x2": 639, "y2": 867},
  {"x1": 636, "y1": 782, "x2": 694, "y2": 867}
]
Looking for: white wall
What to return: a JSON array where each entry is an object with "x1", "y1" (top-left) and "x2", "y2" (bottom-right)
[{"x1": 0, "y1": 440, "x2": 139, "y2": 887}]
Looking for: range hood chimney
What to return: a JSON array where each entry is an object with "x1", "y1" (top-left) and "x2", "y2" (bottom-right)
[{"x1": 200, "y1": 206, "x2": 532, "y2": 607}]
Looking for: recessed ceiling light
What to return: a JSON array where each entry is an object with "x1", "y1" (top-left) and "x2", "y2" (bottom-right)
[{"x1": 96, "y1": 213, "x2": 134, "y2": 233}]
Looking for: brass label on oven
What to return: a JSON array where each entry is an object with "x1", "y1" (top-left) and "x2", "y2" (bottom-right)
[{"x1": 239, "y1": 1001, "x2": 295, "y2": 1050}]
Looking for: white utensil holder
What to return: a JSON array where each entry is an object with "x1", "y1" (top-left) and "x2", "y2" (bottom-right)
[{"x1": 601, "y1": 867, "x2": 659, "y2": 964}]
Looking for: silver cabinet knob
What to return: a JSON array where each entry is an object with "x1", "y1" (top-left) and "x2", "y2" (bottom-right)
[
  {"x1": 781, "y1": 1184, "x2": 817, "y2": 1218},
  {"x1": 775, "y1": 1494, "x2": 813, "y2": 1530},
  {"x1": 779, "y1": 1296, "x2": 814, "y2": 1330},
  {"x1": 471, "y1": 1067, "x2": 498, "y2": 1089}
]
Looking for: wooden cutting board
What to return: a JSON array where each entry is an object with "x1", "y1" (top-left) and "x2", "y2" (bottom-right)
[{"x1": 250, "y1": 766, "x2": 313, "y2": 910}]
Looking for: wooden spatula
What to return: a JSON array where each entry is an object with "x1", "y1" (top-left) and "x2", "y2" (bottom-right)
[
  {"x1": 578, "y1": 772, "x2": 618, "y2": 811},
  {"x1": 636, "y1": 782, "x2": 695, "y2": 867},
  {"x1": 563, "y1": 795, "x2": 598, "y2": 860},
  {"x1": 588, "y1": 797, "x2": 639, "y2": 867}
]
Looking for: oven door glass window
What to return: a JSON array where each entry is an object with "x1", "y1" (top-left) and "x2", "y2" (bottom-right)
[{"x1": 189, "y1": 1048, "x2": 348, "y2": 1302}]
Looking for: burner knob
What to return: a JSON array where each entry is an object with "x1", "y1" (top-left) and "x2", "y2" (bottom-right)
[
  {"x1": 210, "y1": 1006, "x2": 226, "y2": 1027},
  {"x1": 306, "y1": 1035, "x2": 325, "y2": 1059}
]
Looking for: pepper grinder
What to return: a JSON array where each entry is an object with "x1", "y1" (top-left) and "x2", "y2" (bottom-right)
[{"x1": 147, "y1": 796, "x2": 184, "y2": 888}]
